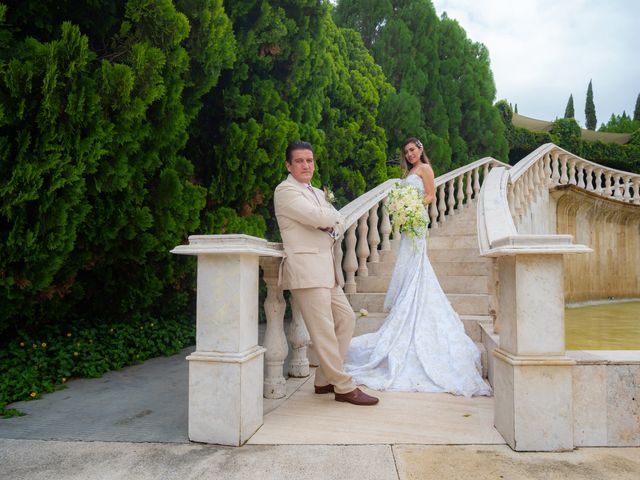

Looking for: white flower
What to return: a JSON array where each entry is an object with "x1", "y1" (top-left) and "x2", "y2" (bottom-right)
[
  {"x1": 385, "y1": 183, "x2": 430, "y2": 241},
  {"x1": 359, "y1": 308, "x2": 369, "y2": 317},
  {"x1": 323, "y1": 187, "x2": 335, "y2": 203}
]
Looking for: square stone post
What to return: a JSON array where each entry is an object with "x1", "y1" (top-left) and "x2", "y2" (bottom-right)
[
  {"x1": 493, "y1": 253, "x2": 576, "y2": 451},
  {"x1": 171, "y1": 235, "x2": 284, "y2": 446}
]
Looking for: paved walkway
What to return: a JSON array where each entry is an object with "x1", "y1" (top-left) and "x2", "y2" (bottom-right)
[{"x1": 1, "y1": 347, "x2": 639, "y2": 479}]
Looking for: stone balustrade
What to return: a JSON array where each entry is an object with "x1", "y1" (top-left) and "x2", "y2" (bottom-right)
[
  {"x1": 508, "y1": 144, "x2": 640, "y2": 230},
  {"x1": 339, "y1": 157, "x2": 507, "y2": 293},
  {"x1": 172, "y1": 142, "x2": 637, "y2": 449}
]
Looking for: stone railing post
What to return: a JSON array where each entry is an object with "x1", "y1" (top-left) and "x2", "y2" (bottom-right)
[
  {"x1": 492, "y1": 249, "x2": 579, "y2": 451},
  {"x1": 260, "y1": 256, "x2": 288, "y2": 399},
  {"x1": 171, "y1": 234, "x2": 283, "y2": 446},
  {"x1": 288, "y1": 296, "x2": 311, "y2": 377}
]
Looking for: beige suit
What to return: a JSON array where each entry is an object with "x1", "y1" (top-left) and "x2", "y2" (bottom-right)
[{"x1": 274, "y1": 174, "x2": 356, "y2": 394}]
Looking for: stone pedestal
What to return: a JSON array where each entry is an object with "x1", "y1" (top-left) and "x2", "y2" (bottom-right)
[
  {"x1": 172, "y1": 235, "x2": 283, "y2": 446},
  {"x1": 494, "y1": 254, "x2": 576, "y2": 451}
]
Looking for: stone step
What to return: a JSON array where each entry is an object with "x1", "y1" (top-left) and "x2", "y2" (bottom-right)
[
  {"x1": 353, "y1": 312, "x2": 386, "y2": 337},
  {"x1": 347, "y1": 292, "x2": 490, "y2": 317},
  {"x1": 428, "y1": 248, "x2": 485, "y2": 263},
  {"x1": 432, "y1": 261, "x2": 491, "y2": 277},
  {"x1": 368, "y1": 258, "x2": 491, "y2": 277},
  {"x1": 355, "y1": 273, "x2": 489, "y2": 295},
  {"x1": 428, "y1": 234, "x2": 479, "y2": 250},
  {"x1": 460, "y1": 315, "x2": 493, "y2": 343}
]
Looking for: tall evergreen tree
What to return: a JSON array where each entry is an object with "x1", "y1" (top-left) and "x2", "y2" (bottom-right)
[
  {"x1": 585, "y1": 80, "x2": 597, "y2": 130},
  {"x1": 335, "y1": 1, "x2": 508, "y2": 171},
  {"x1": 186, "y1": 0, "x2": 392, "y2": 236},
  {"x1": 0, "y1": 1, "x2": 234, "y2": 335},
  {"x1": 564, "y1": 94, "x2": 575, "y2": 118},
  {"x1": 634, "y1": 93, "x2": 640, "y2": 122}
]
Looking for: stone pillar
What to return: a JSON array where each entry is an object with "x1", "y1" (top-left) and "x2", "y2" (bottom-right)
[
  {"x1": 171, "y1": 235, "x2": 283, "y2": 446},
  {"x1": 493, "y1": 254, "x2": 576, "y2": 451}
]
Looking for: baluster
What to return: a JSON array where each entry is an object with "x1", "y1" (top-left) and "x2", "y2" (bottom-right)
[
  {"x1": 429, "y1": 198, "x2": 438, "y2": 228},
  {"x1": 380, "y1": 198, "x2": 392, "y2": 251},
  {"x1": 513, "y1": 181, "x2": 523, "y2": 218},
  {"x1": 576, "y1": 162, "x2": 586, "y2": 189},
  {"x1": 465, "y1": 171, "x2": 473, "y2": 205},
  {"x1": 594, "y1": 168, "x2": 604, "y2": 194},
  {"x1": 356, "y1": 212, "x2": 370, "y2": 277},
  {"x1": 260, "y1": 257, "x2": 288, "y2": 399},
  {"x1": 568, "y1": 158, "x2": 577, "y2": 185},
  {"x1": 560, "y1": 156, "x2": 569, "y2": 184},
  {"x1": 526, "y1": 169, "x2": 535, "y2": 202},
  {"x1": 622, "y1": 176, "x2": 631, "y2": 201},
  {"x1": 437, "y1": 184, "x2": 447, "y2": 224},
  {"x1": 551, "y1": 153, "x2": 560, "y2": 184},
  {"x1": 613, "y1": 175, "x2": 624, "y2": 199},
  {"x1": 632, "y1": 179, "x2": 640, "y2": 204},
  {"x1": 483, "y1": 163, "x2": 490, "y2": 184},
  {"x1": 584, "y1": 166, "x2": 594, "y2": 191},
  {"x1": 288, "y1": 297, "x2": 310, "y2": 378},
  {"x1": 604, "y1": 172, "x2": 613, "y2": 196},
  {"x1": 456, "y1": 175, "x2": 464, "y2": 210},
  {"x1": 447, "y1": 179, "x2": 456, "y2": 216},
  {"x1": 473, "y1": 167, "x2": 481, "y2": 197},
  {"x1": 543, "y1": 154, "x2": 552, "y2": 186},
  {"x1": 343, "y1": 224, "x2": 358, "y2": 293},
  {"x1": 508, "y1": 183, "x2": 516, "y2": 217},
  {"x1": 367, "y1": 204, "x2": 380, "y2": 265},
  {"x1": 537, "y1": 160, "x2": 545, "y2": 195}
]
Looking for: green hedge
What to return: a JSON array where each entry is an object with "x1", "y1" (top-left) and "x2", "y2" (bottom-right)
[
  {"x1": 496, "y1": 100, "x2": 640, "y2": 172},
  {"x1": 1, "y1": 315, "x2": 195, "y2": 418}
]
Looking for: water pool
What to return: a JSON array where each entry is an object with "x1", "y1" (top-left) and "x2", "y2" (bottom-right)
[{"x1": 565, "y1": 301, "x2": 640, "y2": 350}]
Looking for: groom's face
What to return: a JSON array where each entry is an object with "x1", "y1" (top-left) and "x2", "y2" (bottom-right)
[{"x1": 286, "y1": 148, "x2": 315, "y2": 184}]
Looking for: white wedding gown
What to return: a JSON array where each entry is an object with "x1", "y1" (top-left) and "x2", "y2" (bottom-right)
[{"x1": 344, "y1": 174, "x2": 492, "y2": 397}]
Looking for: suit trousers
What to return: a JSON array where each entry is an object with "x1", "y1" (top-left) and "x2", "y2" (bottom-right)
[{"x1": 290, "y1": 285, "x2": 356, "y2": 394}]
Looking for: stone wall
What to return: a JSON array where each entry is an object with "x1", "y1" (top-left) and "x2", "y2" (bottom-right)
[{"x1": 554, "y1": 186, "x2": 640, "y2": 303}]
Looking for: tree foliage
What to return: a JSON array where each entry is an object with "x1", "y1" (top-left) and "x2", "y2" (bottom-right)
[
  {"x1": 0, "y1": 0, "x2": 233, "y2": 337},
  {"x1": 599, "y1": 111, "x2": 640, "y2": 134},
  {"x1": 334, "y1": 0, "x2": 507, "y2": 173},
  {"x1": 496, "y1": 100, "x2": 640, "y2": 173},
  {"x1": 585, "y1": 79, "x2": 597, "y2": 130},
  {"x1": 564, "y1": 94, "x2": 575, "y2": 118}
]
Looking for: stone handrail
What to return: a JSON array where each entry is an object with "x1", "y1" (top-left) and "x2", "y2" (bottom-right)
[
  {"x1": 508, "y1": 143, "x2": 640, "y2": 225},
  {"x1": 340, "y1": 157, "x2": 509, "y2": 293}
]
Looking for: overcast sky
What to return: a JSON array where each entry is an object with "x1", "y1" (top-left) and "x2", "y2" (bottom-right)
[{"x1": 430, "y1": 0, "x2": 640, "y2": 128}]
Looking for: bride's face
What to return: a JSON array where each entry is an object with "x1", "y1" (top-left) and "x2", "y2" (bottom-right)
[{"x1": 403, "y1": 142, "x2": 422, "y2": 166}]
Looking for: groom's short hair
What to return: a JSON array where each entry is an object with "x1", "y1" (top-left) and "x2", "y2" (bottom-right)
[{"x1": 286, "y1": 141, "x2": 313, "y2": 164}]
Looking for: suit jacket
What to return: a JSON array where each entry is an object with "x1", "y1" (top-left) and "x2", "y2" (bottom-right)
[{"x1": 274, "y1": 174, "x2": 346, "y2": 289}]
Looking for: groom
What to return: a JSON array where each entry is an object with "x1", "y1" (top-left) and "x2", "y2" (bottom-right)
[{"x1": 274, "y1": 141, "x2": 379, "y2": 406}]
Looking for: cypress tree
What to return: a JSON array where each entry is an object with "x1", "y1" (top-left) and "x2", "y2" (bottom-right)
[
  {"x1": 634, "y1": 93, "x2": 640, "y2": 122},
  {"x1": 585, "y1": 80, "x2": 597, "y2": 130},
  {"x1": 564, "y1": 94, "x2": 575, "y2": 118},
  {"x1": 514, "y1": 104, "x2": 518, "y2": 114}
]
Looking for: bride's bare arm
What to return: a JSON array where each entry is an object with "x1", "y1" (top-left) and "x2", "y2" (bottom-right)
[{"x1": 417, "y1": 164, "x2": 436, "y2": 204}]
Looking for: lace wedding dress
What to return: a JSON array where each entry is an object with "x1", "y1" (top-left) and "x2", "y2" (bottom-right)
[{"x1": 344, "y1": 174, "x2": 492, "y2": 397}]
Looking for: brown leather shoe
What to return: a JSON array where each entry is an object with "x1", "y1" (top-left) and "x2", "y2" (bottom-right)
[
  {"x1": 314, "y1": 384, "x2": 334, "y2": 394},
  {"x1": 335, "y1": 388, "x2": 379, "y2": 406}
]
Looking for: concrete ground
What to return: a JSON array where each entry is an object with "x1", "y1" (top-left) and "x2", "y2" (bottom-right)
[{"x1": 1, "y1": 347, "x2": 639, "y2": 480}]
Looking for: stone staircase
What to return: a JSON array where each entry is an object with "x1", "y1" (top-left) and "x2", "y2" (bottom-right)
[{"x1": 345, "y1": 203, "x2": 494, "y2": 376}]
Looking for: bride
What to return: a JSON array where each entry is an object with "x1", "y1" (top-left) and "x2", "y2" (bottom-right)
[{"x1": 344, "y1": 137, "x2": 491, "y2": 397}]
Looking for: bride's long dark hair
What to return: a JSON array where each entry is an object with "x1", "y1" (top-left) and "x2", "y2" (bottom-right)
[{"x1": 400, "y1": 137, "x2": 430, "y2": 173}]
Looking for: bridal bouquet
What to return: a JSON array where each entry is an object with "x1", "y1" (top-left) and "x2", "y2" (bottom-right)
[{"x1": 385, "y1": 183, "x2": 429, "y2": 240}]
